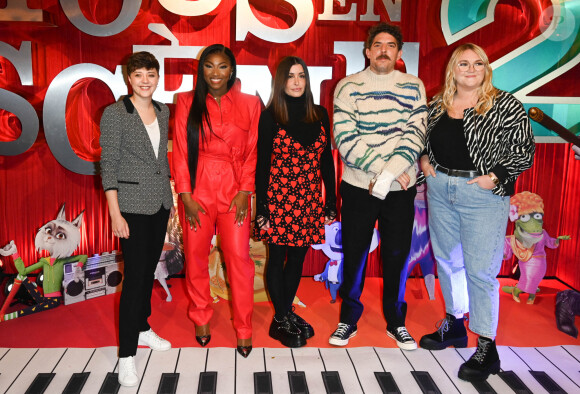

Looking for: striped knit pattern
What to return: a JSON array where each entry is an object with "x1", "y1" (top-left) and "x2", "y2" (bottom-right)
[
  {"x1": 426, "y1": 90, "x2": 535, "y2": 196},
  {"x1": 333, "y1": 68, "x2": 427, "y2": 191}
]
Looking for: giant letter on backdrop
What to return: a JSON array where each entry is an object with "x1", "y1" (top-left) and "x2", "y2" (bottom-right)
[
  {"x1": 0, "y1": 41, "x2": 39, "y2": 156},
  {"x1": 158, "y1": 0, "x2": 220, "y2": 16},
  {"x1": 60, "y1": 0, "x2": 141, "y2": 36},
  {"x1": 43, "y1": 64, "x2": 126, "y2": 175},
  {"x1": 236, "y1": 0, "x2": 314, "y2": 43}
]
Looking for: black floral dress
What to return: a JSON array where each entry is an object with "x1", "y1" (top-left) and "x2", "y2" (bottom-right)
[{"x1": 256, "y1": 125, "x2": 327, "y2": 246}]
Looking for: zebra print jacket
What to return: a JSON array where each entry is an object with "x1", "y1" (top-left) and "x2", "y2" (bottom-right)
[{"x1": 424, "y1": 90, "x2": 535, "y2": 196}]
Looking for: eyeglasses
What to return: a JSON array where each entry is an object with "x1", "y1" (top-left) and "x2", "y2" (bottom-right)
[{"x1": 457, "y1": 61, "x2": 485, "y2": 72}]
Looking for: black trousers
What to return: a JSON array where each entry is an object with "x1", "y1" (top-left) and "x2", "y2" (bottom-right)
[
  {"x1": 338, "y1": 181, "x2": 416, "y2": 330},
  {"x1": 266, "y1": 244, "x2": 309, "y2": 319},
  {"x1": 118, "y1": 207, "x2": 170, "y2": 357}
]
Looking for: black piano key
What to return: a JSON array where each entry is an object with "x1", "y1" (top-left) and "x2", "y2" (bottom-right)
[
  {"x1": 63, "y1": 372, "x2": 90, "y2": 394},
  {"x1": 254, "y1": 371, "x2": 273, "y2": 394},
  {"x1": 288, "y1": 371, "x2": 309, "y2": 394},
  {"x1": 25, "y1": 372, "x2": 55, "y2": 394},
  {"x1": 158, "y1": 372, "x2": 180, "y2": 394},
  {"x1": 411, "y1": 371, "x2": 441, "y2": 394},
  {"x1": 321, "y1": 371, "x2": 345, "y2": 394},
  {"x1": 498, "y1": 371, "x2": 533, "y2": 394},
  {"x1": 198, "y1": 371, "x2": 217, "y2": 394},
  {"x1": 98, "y1": 372, "x2": 120, "y2": 394},
  {"x1": 471, "y1": 380, "x2": 497, "y2": 394},
  {"x1": 530, "y1": 371, "x2": 567, "y2": 394},
  {"x1": 374, "y1": 371, "x2": 401, "y2": 394}
]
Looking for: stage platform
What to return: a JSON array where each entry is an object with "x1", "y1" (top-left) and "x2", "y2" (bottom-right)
[
  {"x1": 0, "y1": 278, "x2": 579, "y2": 393},
  {"x1": 1, "y1": 345, "x2": 579, "y2": 393}
]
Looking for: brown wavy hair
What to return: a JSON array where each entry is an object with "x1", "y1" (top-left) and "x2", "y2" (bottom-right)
[
  {"x1": 431, "y1": 43, "x2": 498, "y2": 118},
  {"x1": 267, "y1": 56, "x2": 322, "y2": 124}
]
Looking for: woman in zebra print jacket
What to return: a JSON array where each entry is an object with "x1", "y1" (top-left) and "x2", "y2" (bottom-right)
[{"x1": 417, "y1": 43, "x2": 535, "y2": 382}]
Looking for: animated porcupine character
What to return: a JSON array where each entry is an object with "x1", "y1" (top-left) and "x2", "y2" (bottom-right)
[
  {"x1": 0, "y1": 204, "x2": 87, "y2": 321},
  {"x1": 502, "y1": 192, "x2": 569, "y2": 304}
]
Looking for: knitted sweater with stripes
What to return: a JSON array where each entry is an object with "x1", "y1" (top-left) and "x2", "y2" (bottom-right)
[{"x1": 333, "y1": 67, "x2": 427, "y2": 191}]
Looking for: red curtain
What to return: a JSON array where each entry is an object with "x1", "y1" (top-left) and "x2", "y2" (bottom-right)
[{"x1": 1, "y1": 0, "x2": 579, "y2": 290}]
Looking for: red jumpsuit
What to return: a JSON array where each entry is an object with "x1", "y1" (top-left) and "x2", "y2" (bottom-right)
[{"x1": 173, "y1": 82, "x2": 261, "y2": 340}]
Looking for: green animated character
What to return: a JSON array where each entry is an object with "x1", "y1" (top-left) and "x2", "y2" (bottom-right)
[
  {"x1": 0, "y1": 205, "x2": 87, "y2": 321},
  {"x1": 502, "y1": 192, "x2": 569, "y2": 304}
]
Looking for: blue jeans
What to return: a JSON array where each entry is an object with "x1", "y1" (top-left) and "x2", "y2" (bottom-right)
[{"x1": 426, "y1": 171, "x2": 509, "y2": 337}]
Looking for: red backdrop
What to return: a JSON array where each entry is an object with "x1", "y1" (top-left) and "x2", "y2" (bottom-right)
[{"x1": 1, "y1": 0, "x2": 579, "y2": 289}]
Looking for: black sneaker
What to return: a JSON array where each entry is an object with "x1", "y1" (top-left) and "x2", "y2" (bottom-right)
[
  {"x1": 419, "y1": 314, "x2": 468, "y2": 350},
  {"x1": 328, "y1": 323, "x2": 357, "y2": 346},
  {"x1": 458, "y1": 336, "x2": 500, "y2": 382},
  {"x1": 288, "y1": 307, "x2": 314, "y2": 339},
  {"x1": 387, "y1": 326, "x2": 417, "y2": 350},
  {"x1": 269, "y1": 316, "x2": 306, "y2": 348}
]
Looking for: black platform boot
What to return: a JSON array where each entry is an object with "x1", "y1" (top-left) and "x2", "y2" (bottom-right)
[
  {"x1": 419, "y1": 314, "x2": 468, "y2": 350},
  {"x1": 288, "y1": 307, "x2": 314, "y2": 339},
  {"x1": 269, "y1": 316, "x2": 307, "y2": 348},
  {"x1": 458, "y1": 336, "x2": 500, "y2": 382}
]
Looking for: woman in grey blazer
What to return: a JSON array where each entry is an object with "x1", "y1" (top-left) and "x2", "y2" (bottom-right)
[{"x1": 100, "y1": 52, "x2": 174, "y2": 387}]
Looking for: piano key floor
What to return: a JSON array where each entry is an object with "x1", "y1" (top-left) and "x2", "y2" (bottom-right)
[{"x1": 1, "y1": 345, "x2": 579, "y2": 393}]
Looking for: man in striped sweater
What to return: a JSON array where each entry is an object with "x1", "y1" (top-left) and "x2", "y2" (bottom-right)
[{"x1": 329, "y1": 23, "x2": 427, "y2": 350}]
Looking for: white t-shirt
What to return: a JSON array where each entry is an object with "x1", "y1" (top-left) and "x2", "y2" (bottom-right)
[{"x1": 145, "y1": 118, "x2": 160, "y2": 159}]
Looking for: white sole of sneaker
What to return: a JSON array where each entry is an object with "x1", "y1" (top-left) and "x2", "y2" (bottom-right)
[
  {"x1": 328, "y1": 330, "x2": 357, "y2": 346},
  {"x1": 387, "y1": 331, "x2": 417, "y2": 350},
  {"x1": 118, "y1": 377, "x2": 139, "y2": 387},
  {"x1": 137, "y1": 340, "x2": 171, "y2": 351}
]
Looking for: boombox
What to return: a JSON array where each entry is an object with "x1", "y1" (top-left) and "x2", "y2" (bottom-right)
[{"x1": 63, "y1": 251, "x2": 124, "y2": 305}]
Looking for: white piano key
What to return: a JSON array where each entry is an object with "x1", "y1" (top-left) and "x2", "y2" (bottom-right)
[
  {"x1": 431, "y1": 347, "x2": 512, "y2": 394},
  {"x1": 402, "y1": 348, "x2": 460, "y2": 394},
  {"x1": 562, "y1": 345, "x2": 580, "y2": 363},
  {"x1": 175, "y1": 347, "x2": 208, "y2": 394},
  {"x1": 5, "y1": 348, "x2": 65, "y2": 394},
  {"x1": 497, "y1": 346, "x2": 550, "y2": 393},
  {"x1": 236, "y1": 347, "x2": 268, "y2": 394},
  {"x1": 538, "y1": 346, "x2": 580, "y2": 383},
  {"x1": 138, "y1": 348, "x2": 180, "y2": 394},
  {"x1": 43, "y1": 348, "x2": 95, "y2": 393},
  {"x1": 374, "y1": 347, "x2": 422, "y2": 394},
  {"x1": 511, "y1": 346, "x2": 580, "y2": 393},
  {"x1": 205, "y1": 347, "x2": 236, "y2": 394},
  {"x1": 264, "y1": 347, "x2": 295, "y2": 394},
  {"x1": 347, "y1": 347, "x2": 388, "y2": 393},
  {"x1": 292, "y1": 347, "x2": 327, "y2": 394},
  {"x1": 79, "y1": 346, "x2": 118, "y2": 393},
  {"x1": 318, "y1": 347, "x2": 363, "y2": 394},
  {"x1": 0, "y1": 348, "x2": 38, "y2": 393}
]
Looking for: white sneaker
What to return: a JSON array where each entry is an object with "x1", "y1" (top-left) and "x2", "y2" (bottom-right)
[
  {"x1": 118, "y1": 356, "x2": 138, "y2": 387},
  {"x1": 138, "y1": 329, "x2": 171, "y2": 351}
]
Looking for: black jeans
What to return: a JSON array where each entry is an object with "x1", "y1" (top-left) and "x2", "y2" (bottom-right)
[
  {"x1": 338, "y1": 181, "x2": 416, "y2": 330},
  {"x1": 266, "y1": 244, "x2": 309, "y2": 319},
  {"x1": 118, "y1": 207, "x2": 170, "y2": 357}
]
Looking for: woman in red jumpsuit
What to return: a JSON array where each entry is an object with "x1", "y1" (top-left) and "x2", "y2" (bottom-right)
[{"x1": 173, "y1": 44, "x2": 261, "y2": 357}]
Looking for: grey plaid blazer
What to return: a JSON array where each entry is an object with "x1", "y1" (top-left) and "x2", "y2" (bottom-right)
[{"x1": 100, "y1": 96, "x2": 173, "y2": 215}]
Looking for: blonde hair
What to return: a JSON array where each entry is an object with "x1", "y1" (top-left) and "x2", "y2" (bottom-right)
[{"x1": 431, "y1": 43, "x2": 498, "y2": 117}]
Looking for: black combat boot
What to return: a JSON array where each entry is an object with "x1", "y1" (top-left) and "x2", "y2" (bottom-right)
[
  {"x1": 458, "y1": 336, "x2": 500, "y2": 381},
  {"x1": 555, "y1": 290, "x2": 580, "y2": 338},
  {"x1": 288, "y1": 307, "x2": 314, "y2": 339},
  {"x1": 269, "y1": 316, "x2": 307, "y2": 348},
  {"x1": 419, "y1": 314, "x2": 468, "y2": 350}
]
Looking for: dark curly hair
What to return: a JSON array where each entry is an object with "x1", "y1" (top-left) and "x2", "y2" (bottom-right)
[{"x1": 365, "y1": 23, "x2": 403, "y2": 51}]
